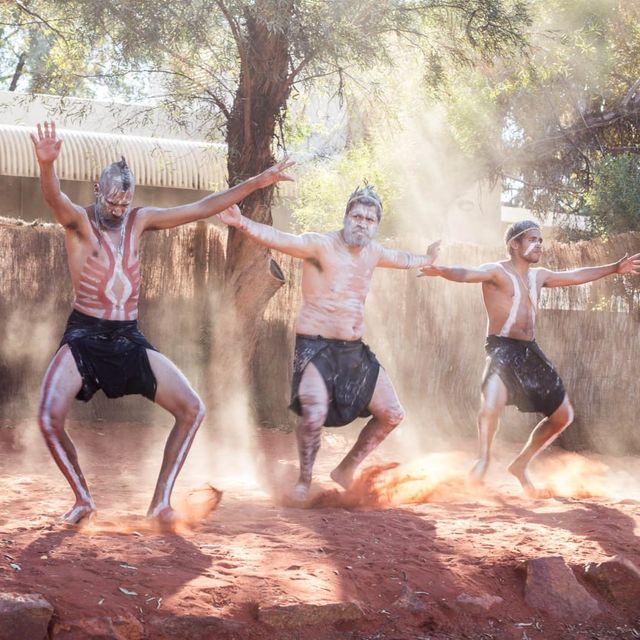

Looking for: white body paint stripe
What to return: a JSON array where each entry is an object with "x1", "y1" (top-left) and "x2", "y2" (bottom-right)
[
  {"x1": 498, "y1": 266, "x2": 521, "y2": 337},
  {"x1": 40, "y1": 350, "x2": 92, "y2": 504}
]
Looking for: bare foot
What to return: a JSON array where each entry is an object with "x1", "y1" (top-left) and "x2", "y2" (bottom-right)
[
  {"x1": 468, "y1": 458, "x2": 489, "y2": 486},
  {"x1": 62, "y1": 502, "x2": 96, "y2": 526},
  {"x1": 508, "y1": 460, "x2": 554, "y2": 499},
  {"x1": 330, "y1": 466, "x2": 354, "y2": 491},
  {"x1": 287, "y1": 482, "x2": 310, "y2": 504},
  {"x1": 147, "y1": 505, "x2": 184, "y2": 527}
]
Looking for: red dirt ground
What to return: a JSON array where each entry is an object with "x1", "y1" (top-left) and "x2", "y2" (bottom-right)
[{"x1": 1, "y1": 419, "x2": 639, "y2": 639}]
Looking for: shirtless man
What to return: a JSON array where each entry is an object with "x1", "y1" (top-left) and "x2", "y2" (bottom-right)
[
  {"x1": 420, "y1": 219, "x2": 640, "y2": 497},
  {"x1": 217, "y1": 185, "x2": 440, "y2": 501},
  {"x1": 31, "y1": 121, "x2": 293, "y2": 524}
]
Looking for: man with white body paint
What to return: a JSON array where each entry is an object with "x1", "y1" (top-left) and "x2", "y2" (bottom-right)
[
  {"x1": 420, "y1": 220, "x2": 640, "y2": 497},
  {"x1": 217, "y1": 186, "x2": 440, "y2": 501},
  {"x1": 31, "y1": 121, "x2": 294, "y2": 524}
]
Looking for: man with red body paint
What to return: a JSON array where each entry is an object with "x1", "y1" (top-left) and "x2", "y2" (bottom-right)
[{"x1": 31, "y1": 121, "x2": 294, "y2": 524}]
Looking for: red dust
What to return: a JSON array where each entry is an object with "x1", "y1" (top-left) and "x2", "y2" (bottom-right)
[{"x1": 1, "y1": 422, "x2": 639, "y2": 639}]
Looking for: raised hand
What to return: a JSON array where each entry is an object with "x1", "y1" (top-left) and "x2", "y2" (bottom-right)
[
  {"x1": 256, "y1": 158, "x2": 296, "y2": 188},
  {"x1": 615, "y1": 252, "x2": 640, "y2": 275},
  {"x1": 30, "y1": 121, "x2": 62, "y2": 164},
  {"x1": 217, "y1": 204, "x2": 243, "y2": 227},
  {"x1": 425, "y1": 239, "x2": 441, "y2": 265}
]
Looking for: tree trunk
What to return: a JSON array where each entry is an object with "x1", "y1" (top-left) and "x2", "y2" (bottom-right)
[{"x1": 216, "y1": 1, "x2": 294, "y2": 409}]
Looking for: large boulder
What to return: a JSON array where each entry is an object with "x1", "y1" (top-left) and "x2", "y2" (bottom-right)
[
  {"x1": 51, "y1": 614, "x2": 144, "y2": 640},
  {"x1": 146, "y1": 615, "x2": 245, "y2": 640},
  {"x1": 524, "y1": 556, "x2": 600, "y2": 621},
  {"x1": 258, "y1": 602, "x2": 364, "y2": 629},
  {"x1": 584, "y1": 555, "x2": 640, "y2": 611},
  {"x1": 0, "y1": 592, "x2": 53, "y2": 640}
]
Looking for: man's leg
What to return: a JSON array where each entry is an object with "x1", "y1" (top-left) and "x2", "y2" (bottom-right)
[
  {"x1": 146, "y1": 350, "x2": 205, "y2": 522},
  {"x1": 507, "y1": 394, "x2": 574, "y2": 497},
  {"x1": 292, "y1": 362, "x2": 329, "y2": 501},
  {"x1": 38, "y1": 345, "x2": 96, "y2": 524},
  {"x1": 331, "y1": 368, "x2": 404, "y2": 491},
  {"x1": 469, "y1": 373, "x2": 508, "y2": 485}
]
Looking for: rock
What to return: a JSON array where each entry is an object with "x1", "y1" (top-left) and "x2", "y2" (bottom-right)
[
  {"x1": 393, "y1": 586, "x2": 428, "y2": 613},
  {"x1": 584, "y1": 555, "x2": 640, "y2": 610},
  {"x1": 524, "y1": 556, "x2": 600, "y2": 621},
  {"x1": 0, "y1": 592, "x2": 53, "y2": 640},
  {"x1": 51, "y1": 614, "x2": 143, "y2": 640},
  {"x1": 455, "y1": 593, "x2": 503, "y2": 614},
  {"x1": 146, "y1": 615, "x2": 245, "y2": 640},
  {"x1": 258, "y1": 601, "x2": 364, "y2": 629}
]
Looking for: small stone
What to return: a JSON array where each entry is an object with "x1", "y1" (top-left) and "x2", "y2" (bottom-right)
[
  {"x1": 393, "y1": 585, "x2": 428, "y2": 612},
  {"x1": 455, "y1": 593, "x2": 503, "y2": 614}
]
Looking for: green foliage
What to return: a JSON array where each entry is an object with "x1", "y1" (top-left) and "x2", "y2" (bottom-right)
[
  {"x1": 436, "y1": 0, "x2": 640, "y2": 235},
  {"x1": 0, "y1": 2, "x2": 103, "y2": 95},
  {"x1": 292, "y1": 142, "x2": 395, "y2": 234},
  {"x1": 584, "y1": 154, "x2": 640, "y2": 236}
]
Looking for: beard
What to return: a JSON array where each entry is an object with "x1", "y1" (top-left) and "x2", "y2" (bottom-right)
[
  {"x1": 95, "y1": 203, "x2": 126, "y2": 229},
  {"x1": 343, "y1": 226, "x2": 373, "y2": 248}
]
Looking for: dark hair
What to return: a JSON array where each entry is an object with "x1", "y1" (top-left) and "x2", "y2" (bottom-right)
[
  {"x1": 99, "y1": 155, "x2": 135, "y2": 192},
  {"x1": 345, "y1": 184, "x2": 383, "y2": 221},
  {"x1": 504, "y1": 219, "x2": 540, "y2": 245}
]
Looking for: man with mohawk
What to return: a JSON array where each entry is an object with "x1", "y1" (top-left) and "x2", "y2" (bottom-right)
[
  {"x1": 31, "y1": 121, "x2": 294, "y2": 524},
  {"x1": 420, "y1": 219, "x2": 640, "y2": 497},
  {"x1": 218, "y1": 185, "x2": 440, "y2": 502}
]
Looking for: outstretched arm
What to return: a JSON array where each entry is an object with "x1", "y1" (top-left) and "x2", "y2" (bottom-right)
[
  {"x1": 30, "y1": 122, "x2": 85, "y2": 228},
  {"x1": 377, "y1": 240, "x2": 441, "y2": 269},
  {"x1": 217, "y1": 205, "x2": 320, "y2": 260},
  {"x1": 540, "y1": 253, "x2": 640, "y2": 287},
  {"x1": 139, "y1": 159, "x2": 295, "y2": 231},
  {"x1": 419, "y1": 262, "x2": 501, "y2": 283}
]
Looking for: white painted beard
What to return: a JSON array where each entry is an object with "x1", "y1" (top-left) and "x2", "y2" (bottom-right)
[
  {"x1": 96, "y1": 204, "x2": 126, "y2": 230},
  {"x1": 343, "y1": 228, "x2": 372, "y2": 248}
]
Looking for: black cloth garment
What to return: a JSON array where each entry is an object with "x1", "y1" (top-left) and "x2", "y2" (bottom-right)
[
  {"x1": 483, "y1": 335, "x2": 565, "y2": 417},
  {"x1": 290, "y1": 334, "x2": 381, "y2": 427},
  {"x1": 59, "y1": 309, "x2": 158, "y2": 402}
]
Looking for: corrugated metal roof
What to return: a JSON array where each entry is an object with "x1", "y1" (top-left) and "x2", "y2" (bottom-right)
[{"x1": 0, "y1": 124, "x2": 228, "y2": 191}]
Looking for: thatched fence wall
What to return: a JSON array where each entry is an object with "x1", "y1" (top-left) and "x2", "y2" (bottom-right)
[{"x1": 1, "y1": 219, "x2": 638, "y2": 454}]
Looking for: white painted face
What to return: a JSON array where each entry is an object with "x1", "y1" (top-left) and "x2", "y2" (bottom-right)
[
  {"x1": 343, "y1": 203, "x2": 379, "y2": 248},
  {"x1": 94, "y1": 182, "x2": 134, "y2": 229},
  {"x1": 517, "y1": 229, "x2": 544, "y2": 263}
]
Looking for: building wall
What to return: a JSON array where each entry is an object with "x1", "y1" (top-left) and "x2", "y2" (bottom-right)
[{"x1": 0, "y1": 174, "x2": 221, "y2": 222}]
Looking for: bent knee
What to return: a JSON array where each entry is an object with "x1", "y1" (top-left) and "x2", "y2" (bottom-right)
[
  {"x1": 376, "y1": 404, "x2": 405, "y2": 427},
  {"x1": 176, "y1": 394, "x2": 205, "y2": 428},
  {"x1": 478, "y1": 404, "x2": 502, "y2": 423},
  {"x1": 300, "y1": 402, "x2": 328, "y2": 429},
  {"x1": 554, "y1": 402, "x2": 574, "y2": 429},
  {"x1": 38, "y1": 404, "x2": 65, "y2": 437}
]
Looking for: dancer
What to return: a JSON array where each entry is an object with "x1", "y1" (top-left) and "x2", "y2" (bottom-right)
[
  {"x1": 217, "y1": 185, "x2": 440, "y2": 501},
  {"x1": 420, "y1": 220, "x2": 640, "y2": 496},
  {"x1": 31, "y1": 121, "x2": 293, "y2": 523}
]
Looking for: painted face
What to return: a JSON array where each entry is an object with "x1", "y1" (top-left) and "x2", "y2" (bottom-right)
[
  {"x1": 517, "y1": 229, "x2": 544, "y2": 263},
  {"x1": 342, "y1": 203, "x2": 379, "y2": 248},
  {"x1": 94, "y1": 182, "x2": 134, "y2": 229}
]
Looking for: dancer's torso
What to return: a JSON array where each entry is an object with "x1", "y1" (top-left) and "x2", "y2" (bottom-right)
[
  {"x1": 67, "y1": 206, "x2": 142, "y2": 321},
  {"x1": 482, "y1": 262, "x2": 540, "y2": 341},
  {"x1": 296, "y1": 231, "x2": 381, "y2": 341}
]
